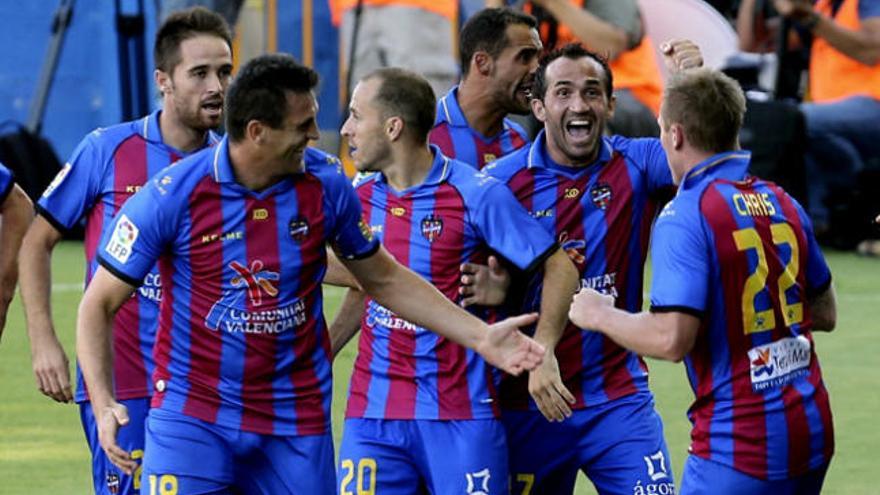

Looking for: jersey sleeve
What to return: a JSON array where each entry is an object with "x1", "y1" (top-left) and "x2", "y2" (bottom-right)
[
  {"x1": 325, "y1": 168, "x2": 380, "y2": 260},
  {"x1": 36, "y1": 131, "x2": 105, "y2": 232},
  {"x1": 0, "y1": 161, "x2": 15, "y2": 204},
  {"x1": 95, "y1": 178, "x2": 177, "y2": 286},
  {"x1": 471, "y1": 178, "x2": 556, "y2": 273},
  {"x1": 613, "y1": 136, "x2": 674, "y2": 194},
  {"x1": 792, "y1": 195, "x2": 832, "y2": 296},
  {"x1": 649, "y1": 200, "x2": 710, "y2": 316}
]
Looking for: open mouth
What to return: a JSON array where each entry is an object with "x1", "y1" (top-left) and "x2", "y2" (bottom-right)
[
  {"x1": 201, "y1": 100, "x2": 223, "y2": 115},
  {"x1": 565, "y1": 119, "x2": 594, "y2": 140}
]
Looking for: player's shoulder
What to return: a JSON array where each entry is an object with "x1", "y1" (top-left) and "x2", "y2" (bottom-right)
[
  {"x1": 304, "y1": 147, "x2": 345, "y2": 179},
  {"x1": 81, "y1": 119, "x2": 144, "y2": 152},
  {"x1": 145, "y1": 146, "x2": 215, "y2": 198},
  {"x1": 482, "y1": 143, "x2": 531, "y2": 181}
]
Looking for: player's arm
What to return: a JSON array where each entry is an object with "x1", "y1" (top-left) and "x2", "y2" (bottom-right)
[
  {"x1": 19, "y1": 215, "x2": 73, "y2": 402},
  {"x1": 328, "y1": 288, "x2": 366, "y2": 357},
  {"x1": 528, "y1": 247, "x2": 580, "y2": 421},
  {"x1": 809, "y1": 284, "x2": 837, "y2": 332},
  {"x1": 569, "y1": 288, "x2": 700, "y2": 362},
  {"x1": 340, "y1": 246, "x2": 544, "y2": 375},
  {"x1": 76, "y1": 266, "x2": 139, "y2": 474},
  {"x1": 0, "y1": 184, "x2": 32, "y2": 339},
  {"x1": 324, "y1": 247, "x2": 362, "y2": 289}
]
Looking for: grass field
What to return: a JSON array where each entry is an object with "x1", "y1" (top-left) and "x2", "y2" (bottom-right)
[{"x1": 0, "y1": 241, "x2": 877, "y2": 494}]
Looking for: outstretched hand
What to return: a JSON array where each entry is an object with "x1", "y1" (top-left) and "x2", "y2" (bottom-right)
[
  {"x1": 661, "y1": 39, "x2": 704, "y2": 74},
  {"x1": 478, "y1": 313, "x2": 545, "y2": 376},
  {"x1": 459, "y1": 256, "x2": 510, "y2": 307}
]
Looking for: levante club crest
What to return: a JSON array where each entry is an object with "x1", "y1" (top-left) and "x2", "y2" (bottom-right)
[
  {"x1": 590, "y1": 182, "x2": 613, "y2": 210},
  {"x1": 420, "y1": 214, "x2": 444, "y2": 242},
  {"x1": 288, "y1": 216, "x2": 310, "y2": 242}
]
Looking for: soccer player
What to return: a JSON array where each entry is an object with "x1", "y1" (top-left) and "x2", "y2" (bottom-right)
[
  {"x1": 463, "y1": 42, "x2": 702, "y2": 493},
  {"x1": 569, "y1": 67, "x2": 837, "y2": 495},
  {"x1": 428, "y1": 8, "x2": 541, "y2": 170},
  {"x1": 18, "y1": 7, "x2": 232, "y2": 494},
  {"x1": 76, "y1": 54, "x2": 546, "y2": 495},
  {"x1": 0, "y1": 161, "x2": 33, "y2": 342},
  {"x1": 330, "y1": 68, "x2": 578, "y2": 494}
]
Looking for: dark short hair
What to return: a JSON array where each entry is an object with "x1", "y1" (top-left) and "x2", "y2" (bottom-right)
[
  {"x1": 460, "y1": 8, "x2": 537, "y2": 77},
  {"x1": 662, "y1": 68, "x2": 746, "y2": 153},
  {"x1": 363, "y1": 68, "x2": 436, "y2": 143},
  {"x1": 225, "y1": 54, "x2": 319, "y2": 142},
  {"x1": 154, "y1": 7, "x2": 233, "y2": 74},
  {"x1": 533, "y1": 43, "x2": 613, "y2": 101}
]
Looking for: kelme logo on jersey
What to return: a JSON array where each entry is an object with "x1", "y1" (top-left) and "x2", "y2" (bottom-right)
[
  {"x1": 42, "y1": 163, "x2": 71, "y2": 198},
  {"x1": 420, "y1": 214, "x2": 444, "y2": 242},
  {"x1": 465, "y1": 468, "x2": 491, "y2": 495},
  {"x1": 590, "y1": 182, "x2": 613, "y2": 210},
  {"x1": 288, "y1": 216, "x2": 309, "y2": 241},
  {"x1": 748, "y1": 335, "x2": 811, "y2": 391},
  {"x1": 105, "y1": 214, "x2": 139, "y2": 264}
]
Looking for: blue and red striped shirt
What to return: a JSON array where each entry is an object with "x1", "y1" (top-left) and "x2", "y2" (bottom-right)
[
  {"x1": 346, "y1": 147, "x2": 556, "y2": 420},
  {"x1": 486, "y1": 131, "x2": 674, "y2": 410},
  {"x1": 37, "y1": 110, "x2": 218, "y2": 403},
  {"x1": 429, "y1": 86, "x2": 529, "y2": 170},
  {"x1": 97, "y1": 139, "x2": 379, "y2": 436},
  {"x1": 0, "y1": 161, "x2": 15, "y2": 205},
  {"x1": 650, "y1": 152, "x2": 834, "y2": 480}
]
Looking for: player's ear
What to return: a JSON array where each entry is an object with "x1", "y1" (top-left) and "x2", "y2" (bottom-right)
[
  {"x1": 670, "y1": 123, "x2": 685, "y2": 150},
  {"x1": 531, "y1": 97, "x2": 547, "y2": 123},
  {"x1": 385, "y1": 116, "x2": 404, "y2": 141},
  {"x1": 474, "y1": 51, "x2": 493, "y2": 76},
  {"x1": 155, "y1": 69, "x2": 171, "y2": 95},
  {"x1": 246, "y1": 119, "x2": 266, "y2": 144}
]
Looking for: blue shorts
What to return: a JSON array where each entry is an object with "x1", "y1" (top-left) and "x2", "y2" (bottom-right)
[
  {"x1": 680, "y1": 455, "x2": 829, "y2": 495},
  {"x1": 143, "y1": 408, "x2": 335, "y2": 495},
  {"x1": 339, "y1": 418, "x2": 508, "y2": 495},
  {"x1": 504, "y1": 392, "x2": 674, "y2": 495},
  {"x1": 80, "y1": 397, "x2": 150, "y2": 495}
]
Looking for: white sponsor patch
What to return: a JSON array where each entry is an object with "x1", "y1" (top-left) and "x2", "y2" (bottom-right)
[
  {"x1": 748, "y1": 335, "x2": 811, "y2": 391},
  {"x1": 42, "y1": 163, "x2": 72, "y2": 197},
  {"x1": 104, "y1": 214, "x2": 139, "y2": 264}
]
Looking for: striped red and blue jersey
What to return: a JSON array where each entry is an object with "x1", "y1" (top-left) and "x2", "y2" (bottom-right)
[
  {"x1": 0, "y1": 161, "x2": 15, "y2": 204},
  {"x1": 485, "y1": 131, "x2": 674, "y2": 410},
  {"x1": 429, "y1": 86, "x2": 529, "y2": 170},
  {"x1": 649, "y1": 152, "x2": 834, "y2": 480},
  {"x1": 96, "y1": 139, "x2": 379, "y2": 436},
  {"x1": 37, "y1": 110, "x2": 218, "y2": 403},
  {"x1": 346, "y1": 147, "x2": 556, "y2": 420}
]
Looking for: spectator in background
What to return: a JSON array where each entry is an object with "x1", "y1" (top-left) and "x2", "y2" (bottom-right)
[
  {"x1": 330, "y1": 0, "x2": 459, "y2": 98},
  {"x1": 772, "y1": 0, "x2": 880, "y2": 252},
  {"x1": 488, "y1": 0, "x2": 664, "y2": 137}
]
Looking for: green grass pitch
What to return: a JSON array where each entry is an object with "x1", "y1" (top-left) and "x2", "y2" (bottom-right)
[{"x1": 0, "y1": 241, "x2": 877, "y2": 493}]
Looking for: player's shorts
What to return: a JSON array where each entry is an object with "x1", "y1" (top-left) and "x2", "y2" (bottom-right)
[
  {"x1": 80, "y1": 397, "x2": 150, "y2": 495},
  {"x1": 680, "y1": 455, "x2": 829, "y2": 495},
  {"x1": 338, "y1": 418, "x2": 508, "y2": 495},
  {"x1": 142, "y1": 408, "x2": 335, "y2": 495},
  {"x1": 504, "y1": 392, "x2": 675, "y2": 495}
]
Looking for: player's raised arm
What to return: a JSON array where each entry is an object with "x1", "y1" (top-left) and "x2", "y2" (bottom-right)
[
  {"x1": 341, "y1": 245, "x2": 545, "y2": 376},
  {"x1": 76, "y1": 266, "x2": 139, "y2": 474},
  {"x1": 0, "y1": 183, "x2": 32, "y2": 339}
]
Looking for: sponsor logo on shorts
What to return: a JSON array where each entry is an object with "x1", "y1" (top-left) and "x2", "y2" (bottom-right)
[
  {"x1": 633, "y1": 450, "x2": 675, "y2": 494},
  {"x1": 466, "y1": 468, "x2": 491, "y2": 495}
]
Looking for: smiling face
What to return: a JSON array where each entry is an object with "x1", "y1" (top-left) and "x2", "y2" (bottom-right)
[
  {"x1": 261, "y1": 90, "x2": 320, "y2": 173},
  {"x1": 488, "y1": 24, "x2": 543, "y2": 115},
  {"x1": 158, "y1": 34, "x2": 233, "y2": 132},
  {"x1": 532, "y1": 56, "x2": 615, "y2": 166},
  {"x1": 340, "y1": 78, "x2": 393, "y2": 173}
]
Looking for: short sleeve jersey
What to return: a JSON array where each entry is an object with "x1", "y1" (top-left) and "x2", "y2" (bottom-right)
[
  {"x1": 649, "y1": 152, "x2": 834, "y2": 480},
  {"x1": 486, "y1": 131, "x2": 674, "y2": 410},
  {"x1": 346, "y1": 147, "x2": 556, "y2": 420},
  {"x1": 97, "y1": 139, "x2": 379, "y2": 436},
  {"x1": 429, "y1": 86, "x2": 529, "y2": 170},
  {"x1": 37, "y1": 110, "x2": 218, "y2": 403}
]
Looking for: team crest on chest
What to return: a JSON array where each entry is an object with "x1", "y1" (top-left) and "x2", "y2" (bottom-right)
[
  {"x1": 288, "y1": 216, "x2": 310, "y2": 241},
  {"x1": 590, "y1": 182, "x2": 613, "y2": 210},
  {"x1": 420, "y1": 214, "x2": 444, "y2": 242}
]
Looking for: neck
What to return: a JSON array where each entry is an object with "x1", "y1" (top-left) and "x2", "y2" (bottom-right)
[
  {"x1": 677, "y1": 148, "x2": 719, "y2": 182},
  {"x1": 227, "y1": 141, "x2": 289, "y2": 191},
  {"x1": 457, "y1": 77, "x2": 506, "y2": 137},
  {"x1": 383, "y1": 143, "x2": 435, "y2": 191},
  {"x1": 159, "y1": 108, "x2": 208, "y2": 152}
]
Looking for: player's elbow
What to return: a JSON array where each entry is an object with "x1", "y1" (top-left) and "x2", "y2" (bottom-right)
[
  {"x1": 809, "y1": 286, "x2": 837, "y2": 332},
  {"x1": 657, "y1": 336, "x2": 690, "y2": 362}
]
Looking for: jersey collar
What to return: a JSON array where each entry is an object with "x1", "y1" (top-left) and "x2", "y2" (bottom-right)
[
  {"x1": 680, "y1": 151, "x2": 752, "y2": 190},
  {"x1": 437, "y1": 86, "x2": 469, "y2": 128},
  {"x1": 211, "y1": 137, "x2": 235, "y2": 184},
  {"x1": 141, "y1": 109, "x2": 221, "y2": 151},
  {"x1": 527, "y1": 130, "x2": 612, "y2": 174}
]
